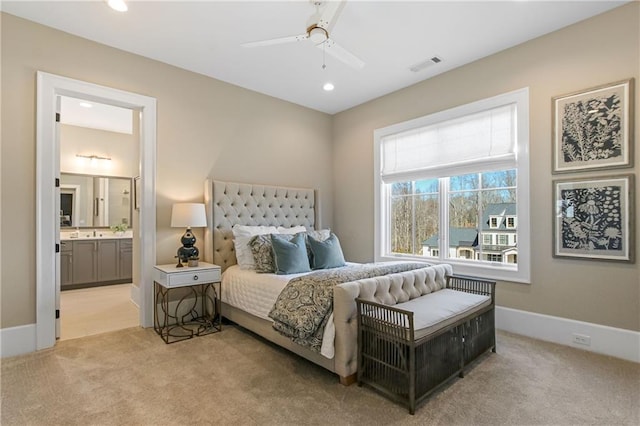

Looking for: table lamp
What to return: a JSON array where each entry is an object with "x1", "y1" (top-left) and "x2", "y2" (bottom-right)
[{"x1": 171, "y1": 203, "x2": 207, "y2": 267}]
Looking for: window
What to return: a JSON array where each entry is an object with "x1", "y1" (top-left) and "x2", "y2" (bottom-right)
[
  {"x1": 374, "y1": 88, "x2": 530, "y2": 283},
  {"x1": 458, "y1": 248, "x2": 473, "y2": 259}
]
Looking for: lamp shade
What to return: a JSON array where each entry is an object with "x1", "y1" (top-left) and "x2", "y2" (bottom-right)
[{"x1": 170, "y1": 203, "x2": 207, "y2": 228}]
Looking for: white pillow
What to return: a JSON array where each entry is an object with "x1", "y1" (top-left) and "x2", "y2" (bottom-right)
[
  {"x1": 232, "y1": 224, "x2": 278, "y2": 269},
  {"x1": 232, "y1": 224, "x2": 278, "y2": 237},
  {"x1": 307, "y1": 228, "x2": 331, "y2": 241},
  {"x1": 277, "y1": 225, "x2": 307, "y2": 235}
]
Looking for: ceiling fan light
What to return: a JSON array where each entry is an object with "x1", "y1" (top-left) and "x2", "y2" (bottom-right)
[
  {"x1": 323, "y1": 82, "x2": 334, "y2": 91},
  {"x1": 107, "y1": 0, "x2": 128, "y2": 12},
  {"x1": 308, "y1": 26, "x2": 327, "y2": 43}
]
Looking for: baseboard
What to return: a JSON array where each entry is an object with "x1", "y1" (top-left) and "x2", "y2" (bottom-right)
[
  {"x1": 4, "y1": 306, "x2": 638, "y2": 362},
  {"x1": 496, "y1": 306, "x2": 640, "y2": 363},
  {"x1": 0, "y1": 323, "x2": 37, "y2": 358},
  {"x1": 130, "y1": 284, "x2": 140, "y2": 308}
]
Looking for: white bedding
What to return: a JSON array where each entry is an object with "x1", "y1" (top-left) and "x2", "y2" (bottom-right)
[{"x1": 221, "y1": 265, "x2": 336, "y2": 358}]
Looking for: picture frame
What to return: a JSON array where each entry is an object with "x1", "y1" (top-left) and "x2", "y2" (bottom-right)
[
  {"x1": 552, "y1": 78, "x2": 634, "y2": 174},
  {"x1": 553, "y1": 174, "x2": 634, "y2": 263},
  {"x1": 134, "y1": 176, "x2": 141, "y2": 210}
]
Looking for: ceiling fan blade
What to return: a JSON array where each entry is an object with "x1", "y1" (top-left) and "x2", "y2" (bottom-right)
[
  {"x1": 319, "y1": 38, "x2": 364, "y2": 69},
  {"x1": 241, "y1": 33, "x2": 308, "y2": 48},
  {"x1": 317, "y1": 0, "x2": 346, "y2": 32}
]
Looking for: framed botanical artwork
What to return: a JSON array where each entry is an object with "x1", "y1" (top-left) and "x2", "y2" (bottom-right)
[
  {"x1": 553, "y1": 174, "x2": 634, "y2": 262},
  {"x1": 552, "y1": 78, "x2": 634, "y2": 173}
]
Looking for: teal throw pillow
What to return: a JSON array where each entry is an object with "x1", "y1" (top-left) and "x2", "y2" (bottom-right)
[
  {"x1": 308, "y1": 232, "x2": 346, "y2": 270},
  {"x1": 270, "y1": 233, "x2": 311, "y2": 275}
]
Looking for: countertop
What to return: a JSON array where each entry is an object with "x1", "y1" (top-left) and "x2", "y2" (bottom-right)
[{"x1": 60, "y1": 231, "x2": 133, "y2": 241}]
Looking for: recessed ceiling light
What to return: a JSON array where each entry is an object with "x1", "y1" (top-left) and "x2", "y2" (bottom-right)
[
  {"x1": 79, "y1": 102, "x2": 93, "y2": 108},
  {"x1": 323, "y1": 82, "x2": 334, "y2": 92},
  {"x1": 107, "y1": 0, "x2": 128, "y2": 12}
]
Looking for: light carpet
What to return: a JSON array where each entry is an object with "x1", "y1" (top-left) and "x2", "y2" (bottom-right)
[{"x1": 1, "y1": 326, "x2": 638, "y2": 425}]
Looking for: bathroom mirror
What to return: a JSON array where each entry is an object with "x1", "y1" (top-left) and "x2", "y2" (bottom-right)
[{"x1": 60, "y1": 173, "x2": 132, "y2": 228}]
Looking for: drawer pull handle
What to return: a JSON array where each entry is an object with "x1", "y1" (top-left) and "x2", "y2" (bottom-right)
[{"x1": 193, "y1": 275, "x2": 198, "y2": 281}]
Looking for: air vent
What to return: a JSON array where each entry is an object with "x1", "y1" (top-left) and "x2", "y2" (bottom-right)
[{"x1": 409, "y1": 56, "x2": 443, "y2": 73}]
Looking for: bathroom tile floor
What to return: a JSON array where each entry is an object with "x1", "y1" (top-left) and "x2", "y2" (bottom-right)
[{"x1": 60, "y1": 283, "x2": 139, "y2": 341}]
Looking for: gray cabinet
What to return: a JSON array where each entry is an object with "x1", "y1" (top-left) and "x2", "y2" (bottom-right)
[
  {"x1": 62, "y1": 238, "x2": 133, "y2": 290},
  {"x1": 60, "y1": 241, "x2": 73, "y2": 287},
  {"x1": 119, "y1": 239, "x2": 133, "y2": 281},
  {"x1": 72, "y1": 240, "x2": 98, "y2": 284},
  {"x1": 97, "y1": 239, "x2": 120, "y2": 282}
]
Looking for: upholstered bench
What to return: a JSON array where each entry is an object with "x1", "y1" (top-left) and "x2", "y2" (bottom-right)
[{"x1": 351, "y1": 265, "x2": 496, "y2": 414}]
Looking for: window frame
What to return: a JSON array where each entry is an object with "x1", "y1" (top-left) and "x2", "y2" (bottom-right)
[
  {"x1": 489, "y1": 217, "x2": 500, "y2": 228},
  {"x1": 374, "y1": 88, "x2": 531, "y2": 283}
]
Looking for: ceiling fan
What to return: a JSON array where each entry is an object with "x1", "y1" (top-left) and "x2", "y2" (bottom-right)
[{"x1": 241, "y1": 0, "x2": 365, "y2": 70}]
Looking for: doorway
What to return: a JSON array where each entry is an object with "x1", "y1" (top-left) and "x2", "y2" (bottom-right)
[
  {"x1": 58, "y1": 95, "x2": 140, "y2": 340},
  {"x1": 36, "y1": 72, "x2": 157, "y2": 350}
]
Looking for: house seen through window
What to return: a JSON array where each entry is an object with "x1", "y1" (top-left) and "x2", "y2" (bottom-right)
[{"x1": 375, "y1": 88, "x2": 530, "y2": 282}]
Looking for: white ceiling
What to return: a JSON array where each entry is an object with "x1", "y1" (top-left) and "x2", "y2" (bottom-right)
[
  {"x1": 60, "y1": 96, "x2": 133, "y2": 134},
  {"x1": 1, "y1": 0, "x2": 629, "y2": 114}
]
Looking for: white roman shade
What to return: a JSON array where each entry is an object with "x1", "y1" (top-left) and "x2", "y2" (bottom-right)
[{"x1": 381, "y1": 104, "x2": 517, "y2": 182}]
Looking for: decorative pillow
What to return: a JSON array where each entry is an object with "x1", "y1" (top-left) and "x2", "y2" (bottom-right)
[
  {"x1": 270, "y1": 233, "x2": 311, "y2": 275},
  {"x1": 250, "y1": 233, "x2": 295, "y2": 273},
  {"x1": 305, "y1": 229, "x2": 331, "y2": 265},
  {"x1": 277, "y1": 225, "x2": 307, "y2": 234},
  {"x1": 232, "y1": 224, "x2": 278, "y2": 270},
  {"x1": 307, "y1": 232, "x2": 346, "y2": 270}
]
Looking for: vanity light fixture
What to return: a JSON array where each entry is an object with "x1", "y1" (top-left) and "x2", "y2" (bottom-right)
[
  {"x1": 323, "y1": 82, "x2": 335, "y2": 92},
  {"x1": 107, "y1": 0, "x2": 128, "y2": 12},
  {"x1": 76, "y1": 154, "x2": 112, "y2": 161}
]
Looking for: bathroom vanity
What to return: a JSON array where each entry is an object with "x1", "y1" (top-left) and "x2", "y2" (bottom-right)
[{"x1": 60, "y1": 233, "x2": 132, "y2": 290}]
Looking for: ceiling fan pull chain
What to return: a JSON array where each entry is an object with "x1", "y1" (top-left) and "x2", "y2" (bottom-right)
[{"x1": 322, "y1": 41, "x2": 327, "y2": 70}]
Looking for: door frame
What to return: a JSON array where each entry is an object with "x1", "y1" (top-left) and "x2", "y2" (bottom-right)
[
  {"x1": 59, "y1": 184, "x2": 81, "y2": 228},
  {"x1": 36, "y1": 72, "x2": 157, "y2": 350}
]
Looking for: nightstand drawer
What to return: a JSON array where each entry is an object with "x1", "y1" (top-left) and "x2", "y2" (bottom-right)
[{"x1": 153, "y1": 267, "x2": 221, "y2": 288}]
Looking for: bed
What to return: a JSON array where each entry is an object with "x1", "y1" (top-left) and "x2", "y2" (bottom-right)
[{"x1": 202, "y1": 180, "x2": 430, "y2": 384}]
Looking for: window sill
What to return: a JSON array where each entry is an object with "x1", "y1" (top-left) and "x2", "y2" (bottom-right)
[{"x1": 377, "y1": 254, "x2": 530, "y2": 284}]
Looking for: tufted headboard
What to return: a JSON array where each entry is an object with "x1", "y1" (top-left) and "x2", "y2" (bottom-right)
[{"x1": 204, "y1": 180, "x2": 316, "y2": 272}]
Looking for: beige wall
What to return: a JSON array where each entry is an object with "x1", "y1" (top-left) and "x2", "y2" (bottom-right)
[
  {"x1": 332, "y1": 3, "x2": 640, "y2": 331},
  {"x1": 61, "y1": 122, "x2": 138, "y2": 178},
  {"x1": 0, "y1": 13, "x2": 333, "y2": 328}
]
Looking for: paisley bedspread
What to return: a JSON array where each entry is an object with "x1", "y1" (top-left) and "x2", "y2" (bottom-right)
[{"x1": 268, "y1": 262, "x2": 427, "y2": 353}]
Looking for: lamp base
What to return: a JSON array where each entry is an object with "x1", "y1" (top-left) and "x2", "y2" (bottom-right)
[{"x1": 176, "y1": 227, "x2": 199, "y2": 267}]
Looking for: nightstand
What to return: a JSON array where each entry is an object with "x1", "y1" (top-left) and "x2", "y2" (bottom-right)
[{"x1": 153, "y1": 262, "x2": 222, "y2": 343}]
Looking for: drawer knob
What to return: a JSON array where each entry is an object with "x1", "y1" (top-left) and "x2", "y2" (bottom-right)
[{"x1": 193, "y1": 275, "x2": 198, "y2": 281}]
